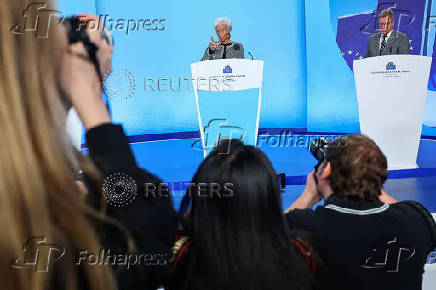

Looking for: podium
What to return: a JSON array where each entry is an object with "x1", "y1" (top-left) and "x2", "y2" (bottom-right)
[
  {"x1": 353, "y1": 55, "x2": 431, "y2": 169},
  {"x1": 191, "y1": 59, "x2": 264, "y2": 157}
]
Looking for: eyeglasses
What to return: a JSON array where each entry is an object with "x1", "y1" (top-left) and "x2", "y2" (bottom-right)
[{"x1": 379, "y1": 21, "x2": 392, "y2": 28}]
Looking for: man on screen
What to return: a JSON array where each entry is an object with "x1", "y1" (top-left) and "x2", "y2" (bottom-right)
[{"x1": 365, "y1": 9, "x2": 410, "y2": 58}]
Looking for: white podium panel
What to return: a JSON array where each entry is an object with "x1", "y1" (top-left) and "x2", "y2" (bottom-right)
[
  {"x1": 191, "y1": 59, "x2": 264, "y2": 157},
  {"x1": 353, "y1": 55, "x2": 431, "y2": 169}
]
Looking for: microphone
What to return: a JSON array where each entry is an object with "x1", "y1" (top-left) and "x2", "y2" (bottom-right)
[
  {"x1": 248, "y1": 51, "x2": 254, "y2": 60},
  {"x1": 389, "y1": 47, "x2": 392, "y2": 53}
]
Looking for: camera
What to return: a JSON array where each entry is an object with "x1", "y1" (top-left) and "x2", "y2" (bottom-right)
[
  {"x1": 62, "y1": 16, "x2": 112, "y2": 83},
  {"x1": 309, "y1": 138, "x2": 330, "y2": 169}
]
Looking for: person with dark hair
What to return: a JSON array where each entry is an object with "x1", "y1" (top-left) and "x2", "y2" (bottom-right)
[
  {"x1": 168, "y1": 139, "x2": 320, "y2": 290},
  {"x1": 0, "y1": 2, "x2": 177, "y2": 289},
  {"x1": 285, "y1": 134, "x2": 436, "y2": 290}
]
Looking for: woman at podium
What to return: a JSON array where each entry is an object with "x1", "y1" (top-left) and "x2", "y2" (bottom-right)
[{"x1": 201, "y1": 17, "x2": 244, "y2": 61}]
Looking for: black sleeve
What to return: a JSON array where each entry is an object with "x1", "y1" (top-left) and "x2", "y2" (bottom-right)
[
  {"x1": 285, "y1": 208, "x2": 318, "y2": 231},
  {"x1": 85, "y1": 123, "x2": 178, "y2": 290},
  {"x1": 397, "y1": 201, "x2": 436, "y2": 250}
]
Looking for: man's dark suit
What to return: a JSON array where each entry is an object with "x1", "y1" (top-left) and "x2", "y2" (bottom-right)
[{"x1": 365, "y1": 30, "x2": 410, "y2": 58}]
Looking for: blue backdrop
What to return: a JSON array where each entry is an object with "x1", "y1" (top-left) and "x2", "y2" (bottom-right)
[{"x1": 57, "y1": 0, "x2": 436, "y2": 138}]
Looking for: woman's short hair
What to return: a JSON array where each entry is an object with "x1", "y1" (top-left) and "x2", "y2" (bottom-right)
[{"x1": 214, "y1": 17, "x2": 232, "y2": 31}]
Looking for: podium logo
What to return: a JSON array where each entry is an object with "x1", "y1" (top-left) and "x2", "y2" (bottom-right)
[
  {"x1": 191, "y1": 119, "x2": 245, "y2": 153},
  {"x1": 361, "y1": 236, "x2": 415, "y2": 272},
  {"x1": 386, "y1": 62, "x2": 396, "y2": 70},
  {"x1": 10, "y1": 237, "x2": 65, "y2": 272},
  {"x1": 10, "y1": 3, "x2": 64, "y2": 38},
  {"x1": 223, "y1": 65, "x2": 232, "y2": 74}
]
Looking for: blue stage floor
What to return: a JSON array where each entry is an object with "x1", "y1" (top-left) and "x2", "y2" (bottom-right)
[{"x1": 124, "y1": 138, "x2": 436, "y2": 212}]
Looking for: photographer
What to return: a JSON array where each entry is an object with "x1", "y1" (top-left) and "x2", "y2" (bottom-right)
[
  {"x1": 285, "y1": 134, "x2": 436, "y2": 290},
  {"x1": 60, "y1": 15, "x2": 178, "y2": 290},
  {"x1": 168, "y1": 139, "x2": 321, "y2": 290},
  {"x1": 1, "y1": 2, "x2": 177, "y2": 290}
]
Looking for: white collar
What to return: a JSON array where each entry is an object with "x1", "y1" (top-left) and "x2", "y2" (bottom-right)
[{"x1": 382, "y1": 30, "x2": 394, "y2": 39}]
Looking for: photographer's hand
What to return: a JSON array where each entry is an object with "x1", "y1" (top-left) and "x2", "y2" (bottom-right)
[
  {"x1": 285, "y1": 171, "x2": 322, "y2": 213},
  {"x1": 77, "y1": 14, "x2": 114, "y2": 78},
  {"x1": 60, "y1": 25, "x2": 112, "y2": 130}
]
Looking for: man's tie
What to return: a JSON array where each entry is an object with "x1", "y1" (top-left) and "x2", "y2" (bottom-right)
[{"x1": 379, "y1": 35, "x2": 387, "y2": 55}]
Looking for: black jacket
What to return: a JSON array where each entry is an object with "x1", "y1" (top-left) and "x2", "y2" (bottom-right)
[
  {"x1": 85, "y1": 123, "x2": 178, "y2": 290},
  {"x1": 285, "y1": 194, "x2": 436, "y2": 290}
]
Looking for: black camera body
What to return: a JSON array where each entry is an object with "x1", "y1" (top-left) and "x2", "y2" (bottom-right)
[
  {"x1": 309, "y1": 138, "x2": 330, "y2": 170},
  {"x1": 62, "y1": 17, "x2": 102, "y2": 82}
]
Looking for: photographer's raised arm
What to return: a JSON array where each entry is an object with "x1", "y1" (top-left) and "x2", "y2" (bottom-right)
[
  {"x1": 284, "y1": 171, "x2": 323, "y2": 213},
  {"x1": 60, "y1": 19, "x2": 177, "y2": 289}
]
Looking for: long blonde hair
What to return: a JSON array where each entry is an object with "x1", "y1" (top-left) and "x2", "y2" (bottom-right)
[{"x1": 0, "y1": 1, "x2": 122, "y2": 289}]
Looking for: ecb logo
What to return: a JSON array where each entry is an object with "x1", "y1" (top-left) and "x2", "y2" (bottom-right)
[
  {"x1": 386, "y1": 62, "x2": 396, "y2": 71},
  {"x1": 223, "y1": 65, "x2": 232, "y2": 74}
]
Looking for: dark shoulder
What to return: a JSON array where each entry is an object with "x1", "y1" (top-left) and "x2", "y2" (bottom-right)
[
  {"x1": 285, "y1": 208, "x2": 321, "y2": 230},
  {"x1": 232, "y1": 42, "x2": 243, "y2": 50},
  {"x1": 390, "y1": 201, "x2": 434, "y2": 222},
  {"x1": 392, "y1": 201, "x2": 436, "y2": 247}
]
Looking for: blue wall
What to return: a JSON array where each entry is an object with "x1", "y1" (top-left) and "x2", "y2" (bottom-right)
[{"x1": 56, "y1": 0, "x2": 436, "y2": 137}]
